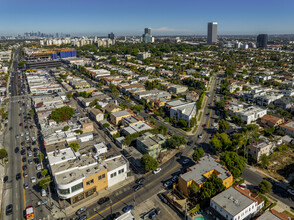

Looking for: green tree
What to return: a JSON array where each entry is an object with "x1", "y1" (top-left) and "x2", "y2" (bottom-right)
[
  {"x1": 38, "y1": 153, "x2": 44, "y2": 162},
  {"x1": 259, "y1": 179, "x2": 272, "y2": 193},
  {"x1": 218, "y1": 119, "x2": 230, "y2": 132},
  {"x1": 0, "y1": 149, "x2": 7, "y2": 162},
  {"x1": 41, "y1": 169, "x2": 48, "y2": 177},
  {"x1": 141, "y1": 154, "x2": 158, "y2": 172},
  {"x1": 29, "y1": 109, "x2": 35, "y2": 116},
  {"x1": 260, "y1": 154, "x2": 269, "y2": 168},
  {"x1": 200, "y1": 173, "x2": 226, "y2": 200},
  {"x1": 64, "y1": 126, "x2": 69, "y2": 131},
  {"x1": 192, "y1": 147, "x2": 205, "y2": 161},
  {"x1": 221, "y1": 151, "x2": 246, "y2": 178},
  {"x1": 68, "y1": 143, "x2": 80, "y2": 152},
  {"x1": 188, "y1": 183, "x2": 199, "y2": 196},
  {"x1": 50, "y1": 106, "x2": 75, "y2": 122},
  {"x1": 210, "y1": 136, "x2": 223, "y2": 151},
  {"x1": 66, "y1": 93, "x2": 72, "y2": 99},
  {"x1": 166, "y1": 134, "x2": 187, "y2": 148},
  {"x1": 39, "y1": 176, "x2": 51, "y2": 189},
  {"x1": 96, "y1": 104, "x2": 102, "y2": 110},
  {"x1": 103, "y1": 123, "x2": 110, "y2": 128}
]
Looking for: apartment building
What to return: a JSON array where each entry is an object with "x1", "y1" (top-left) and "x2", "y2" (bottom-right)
[
  {"x1": 261, "y1": 115, "x2": 284, "y2": 128},
  {"x1": 89, "y1": 108, "x2": 104, "y2": 122},
  {"x1": 280, "y1": 121, "x2": 294, "y2": 136},
  {"x1": 246, "y1": 141, "x2": 276, "y2": 161},
  {"x1": 121, "y1": 122, "x2": 152, "y2": 136},
  {"x1": 47, "y1": 148, "x2": 128, "y2": 204},
  {"x1": 178, "y1": 155, "x2": 233, "y2": 197},
  {"x1": 235, "y1": 106, "x2": 267, "y2": 124},
  {"x1": 210, "y1": 186, "x2": 264, "y2": 220},
  {"x1": 257, "y1": 209, "x2": 292, "y2": 220},
  {"x1": 136, "y1": 132, "x2": 167, "y2": 158},
  {"x1": 168, "y1": 84, "x2": 188, "y2": 94},
  {"x1": 165, "y1": 100, "x2": 197, "y2": 126},
  {"x1": 110, "y1": 110, "x2": 132, "y2": 125}
]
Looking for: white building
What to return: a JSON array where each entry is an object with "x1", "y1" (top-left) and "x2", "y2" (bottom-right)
[
  {"x1": 210, "y1": 186, "x2": 264, "y2": 220},
  {"x1": 137, "y1": 52, "x2": 151, "y2": 60},
  {"x1": 235, "y1": 106, "x2": 267, "y2": 124}
]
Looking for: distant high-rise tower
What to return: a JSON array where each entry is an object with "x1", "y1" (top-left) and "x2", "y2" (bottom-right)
[
  {"x1": 108, "y1": 32, "x2": 115, "y2": 40},
  {"x1": 257, "y1": 34, "x2": 268, "y2": 48},
  {"x1": 144, "y1": 28, "x2": 152, "y2": 35},
  {"x1": 142, "y1": 28, "x2": 154, "y2": 43},
  {"x1": 207, "y1": 22, "x2": 218, "y2": 44}
]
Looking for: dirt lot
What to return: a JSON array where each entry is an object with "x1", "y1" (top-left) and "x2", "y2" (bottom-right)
[{"x1": 261, "y1": 148, "x2": 294, "y2": 181}]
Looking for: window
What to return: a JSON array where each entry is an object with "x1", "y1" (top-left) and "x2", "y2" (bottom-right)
[
  {"x1": 111, "y1": 172, "x2": 117, "y2": 178},
  {"x1": 71, "y1": 182, "x2": 83, "y2": 192},
  {"x1": 90, "y1": 179, "x2": 94, "y2": 183},
  {"x1": 98, "y1": 175, "x2": 102, "y2": 180},
  {"x1": 59, "y1": 188, "x2": 70, "y2": 195},
  {"x1": 86, "y1": 181, "x2": 90, "y2": 185},
  {"x1": 102, "y1": 174, "x2": 105, "y2": 178},
  {"x1": 118, "y1": 168, "x2": 124, "y2": 174}
]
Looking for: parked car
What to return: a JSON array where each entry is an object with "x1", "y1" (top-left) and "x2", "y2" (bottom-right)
[
  {"x1": 23, "y1": 171, "x2": 28, "y2": 177},
  {"x1": 31, "y1": 176, "x2": 36, "y2": 183},
  {"x1": 171, "y1": 176, "x2": 178, "y2": 183},
  {"x1": 187, "y1": 141, "x2": 193, "y2": 146},
  {"x1": 22, "y1": 157, "x2": 27, "y2": 162},
  {"x1": 36, "y1": 164, "x2": 42, "y2": 171},
  {"x1": 122, "y1": 205, "x2": 134, "y2": 213},
  {"x1": 164, "y1": 181, "x2": 172, "y2": 188},
  {"x1": 76, "y1": 207, "x2": 87, "y2": 215},
  {"x1": 6, "y1": 204, "x2": 13, "y2": 215},
  {"x1": 158, "y1": 193, "x2": 168, "y2": 204},
  {"x1": 77, "y1": 215, "x2": 87, "y2": 220},
  {"x1": 153, "y1": 168, "x2": 162, "y2": 174},
  {"x1": 27, "y1": 151, "x2": 32, "y2": 157},
  {"x1": 98, "y1": 197, "x2": 110, "y2": 205},
  {"x1": 22, "y1": 165, "x2": 27, "y2": 171},
  {"x1": 203, "y1": 124, "x2": 207, "y2": 128},
  {"x1": 133, "y1": 184, "x2": 143, "y2": 192},
  {"x1": 24, "y1": 182, "x2": 29, "y2": 189},
  {"x1": 105, "y1": 212, "x2": 121, "y2": 220},
  {"x1": 198, "y1": 134, "x2": 203, "y2": 139},
  {"x1": 155, "y1": 208, "x2": 161, "y2": 215},
  {"x1": 28, "y1": 159, "x2": 33, "y2": 164},
  {"x1": 16, "y1": 173, "x2": 21, "y2": 180},
  {"x1": 135, "y1": 178, "x2": 145, "y2": 184},
  {"x1": 149, "y1": 211, "x2": 156, "y2": 219},
  {"x1": 182, "y1": 159, "x2": 190, "y2": 165},
  {"x1": 21, "y1": 149, "x2": 26, "y2": 155}
]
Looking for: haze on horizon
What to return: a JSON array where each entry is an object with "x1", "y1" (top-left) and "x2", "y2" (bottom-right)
[{"x1": 1, "y1": 0, "x2": 294, "y2": 36}]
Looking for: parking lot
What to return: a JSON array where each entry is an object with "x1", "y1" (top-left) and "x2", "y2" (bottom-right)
[{"x1": 132, "y1": 191, "x2": 181, "y2": 220}]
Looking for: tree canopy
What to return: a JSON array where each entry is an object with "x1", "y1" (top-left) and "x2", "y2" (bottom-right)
[
  {"x1": 259, "y1": 179, "x2": 272, "y2": 194},
  {"x1": 141, "y1": 154, "x2": 158, "y2": 172},
  {"x1": 200, "y1": 173, "x2": 226, "y2": 200},
  {"x1": 0, "y1": 148, "x2": 7, "y2": 159},
  {"x1": 220, "y1": 151, "x2": 246, "y2": 178},
  {"x1": 50, "y1": 106, "x2": 75, "y2": 122},
  {"x1": 165, "y1": 134, "x2": 187, "y2": 148},
  {"x1": 218, "y1": 119, "x2": 230, "y2": 133},
  {"x1": 210, "y1": 132, "x2": 232, "y2": 151},
  {"x1": 68, "y1": 142, "x2": 80, "y2": 152},
  {"x1": 192, "y1": 147, "x2": 205, "y2": 161}
]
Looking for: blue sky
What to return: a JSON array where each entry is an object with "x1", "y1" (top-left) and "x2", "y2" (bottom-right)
[{"x1": 1, "y1": 0, "x2": 294, "y2": 36}]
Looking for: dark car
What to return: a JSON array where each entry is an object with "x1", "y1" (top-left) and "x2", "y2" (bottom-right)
[
  {"x1": 22, "y1": 157, "x2": 27, "y2": 162},
  {"x1": 21, "y1": 141, "x2": 25, "y2": 146},
  {"x1": 24, "y1": 125, "x2": 28, "y2": 129},
  {"x1": 6, "y1": 204, "x2": 13, "y2": 215},
  {"x1": 19, "y1": 123, "x2": 23, "y2": 126},
  {"x1": 106, "y1": 212, "x2": 121, "y2": 220},
  {"x1": 187, "y1": 141, "x2": 193, "y2": 146},
  {"x1": 28, "y1": 159, "x2": 33, "y2": 164},
  {"x1": 76, "y1": 207, "x2": 87, "y2": 215},
  {"x1": 3, "y1": 176, "x2": 8, "y2": 183},
  {"x1": 203, "y1": 124, "x2": 207, "y2": 128},
  {"x1": 16, "y1": 173, "x2": 21, "y2": 180},
  {"x1": 77, "y1": 215, "x2": 87, "y2": 220},
  {"x1": 30, "y1": 125, "x2": 33, "y2": 129},
  {"x1": 34, "y1": 152, "x2": 38, "y2": 157},
  {"x1": 122, "y1": 205, "x2": 134, "y2": 213},
  {"x1": 15, "y1": 147, "x2": 19, "y2": 153},
  {"x1": 135, "y1": 177, "x2": 145, "y2": 184},
  {"x1": 9, "y1": 127, "x2": 13, "y2": 131},
  {"x1": 133, "y1": 184, "x2": 143, "y2": 192},
  {"x1": 22, "y1": 165, "x2": 27, "y2": 171},
  {"x1": 34, "y1": 158, "x2": 40, "y2": 164},
  {"x1": 175, "y1": 152, "x2": 182, "y2": 157},
  {"x1": 97, "y1": 197, "x2": 110, "y2": 205}
]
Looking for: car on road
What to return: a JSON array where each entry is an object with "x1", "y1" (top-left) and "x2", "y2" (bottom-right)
[
  {"x1": 20, "y1": 132, "x2": 24, "y2": 136},
  {"x1": 164, "y1": 181, "x2": 173, "y2": 188},
  {"x1": 149, "y1": 211, "x2": 157, "y2": 219},
  {"x1": 24, "y1": 182, "x2": 29, "y2": 189},
  {"x1": 158, "y1": 193, "x2": 168, "y2": 204},
  {"x1": 16, "y1": 134, "x2": 19, "y2": 138},
  {"x1": 135, "y1": 177, "x2": 145, "y2": 184},
  {"x1": 22, "y1": 157, "x2": 26, "y2": 162},
  {"x1": 187, "y1": 140, "x2": 193, "y2": 146},
  {"x1": 122, "y1": 205, "x2": 134, "y2": 213},
  {"x1": 153, "y1": 168, "x2": 162, "y2": 174},
  {"x1": 6, "y1": 204, "x2": 13, "y2": 215},
  {"x1": 105, "y1": 212, "x2": 121, "y2": 220},
  {"x1": 30, "y1": 176, "x2": 36, "y2": 183},
  {"x1": 203, "y1": 124, "x2": 207, "y2": 128},
  {"x1": 15, "y1": 147, "x2": 19, "y2": 153},
  {"x1": 16, "y1": 173, "x2": 21, "y2": 180},
  {"x1": 76, "y1": 207, "x2": 87, "y2": 215},
  {"x1": 76, "y1": 215, "x2": 87, "y2": 220},
  {"x1": 133, "y1": 184, "x2": 143, "y2": 192},
  {"x1": 97, "y1": 197, "x2": 110, "y2": 205},
  {"x1": 19, "y1": 123, "x2": 23, "y2": 126},
  {"x1": 3, "y1": 176, "x2": 8, "y2": 183},
  {"x1": 198, "y1": 134, "x2": 203, "y2": 139},
  {"x1": 182, "y1": 159, "x2": 190, "y2": 165}
]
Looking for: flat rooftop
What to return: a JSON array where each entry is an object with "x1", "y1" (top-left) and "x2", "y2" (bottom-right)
[
  {"x1": 211, "y1": 187, "x2": 254, "y2": 217},
  {"x1": 181, "y1": 155, "x2": 231, "y2": 185}
]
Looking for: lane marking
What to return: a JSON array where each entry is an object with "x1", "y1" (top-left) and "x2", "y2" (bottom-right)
[
  {"x1": 20, "y1": 149, "x2": 26, "y2": 208},
  {"x1": 88, "y1": 164, "x2": 180, "y2": 220}
]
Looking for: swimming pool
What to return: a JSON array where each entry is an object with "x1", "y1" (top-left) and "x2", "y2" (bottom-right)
[{"x1": 194, "y1": 215, "x2": 207, "y2": 220}]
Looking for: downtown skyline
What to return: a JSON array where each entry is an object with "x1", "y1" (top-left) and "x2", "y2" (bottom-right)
[{"x1": 1, "y1": 0, "x2": 294, "y2": 36}]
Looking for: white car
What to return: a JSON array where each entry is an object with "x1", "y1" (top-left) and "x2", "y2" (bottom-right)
[
  {"x1": 30, "y1": 176, "x2": 36, "y2": 183},
  {"x1": 198, "y1": 134, "x2": 203, "y2": 139},
  {"x1": 41, "y1": 189, "x2": 47, "y2": 197},
  {"x1": 153, "y1": 168, "x2": 162, "y2": 174},
  {"x1": 20, "y1": 132, "x2": 24, "y2": 137},
  {"x1": 36, "y1": 164, "x2": 42, "y2": 171}
]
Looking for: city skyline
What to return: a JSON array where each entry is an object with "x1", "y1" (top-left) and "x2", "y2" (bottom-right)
[{"x1": 1, "y1": 0, "x2": 294, "y2": 36}]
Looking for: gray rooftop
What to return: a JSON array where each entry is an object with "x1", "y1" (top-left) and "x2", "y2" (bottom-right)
[
  {"x1": 211, "y1": 187, "x2": 254, "y2": 216},
  {"x1": 181, "y1": 155, "x2": 231, "y2": 185},
  {"x1": 257, "y1": 211, "x2": 280, "y2": 220},
  {"x1": 111, "y1": 110, "x2": 131, "y2": 118}
]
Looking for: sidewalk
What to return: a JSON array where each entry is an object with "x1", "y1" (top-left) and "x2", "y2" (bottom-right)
[{"x1": 52, "y1": 175, "x2": 135, "y2": 219}]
